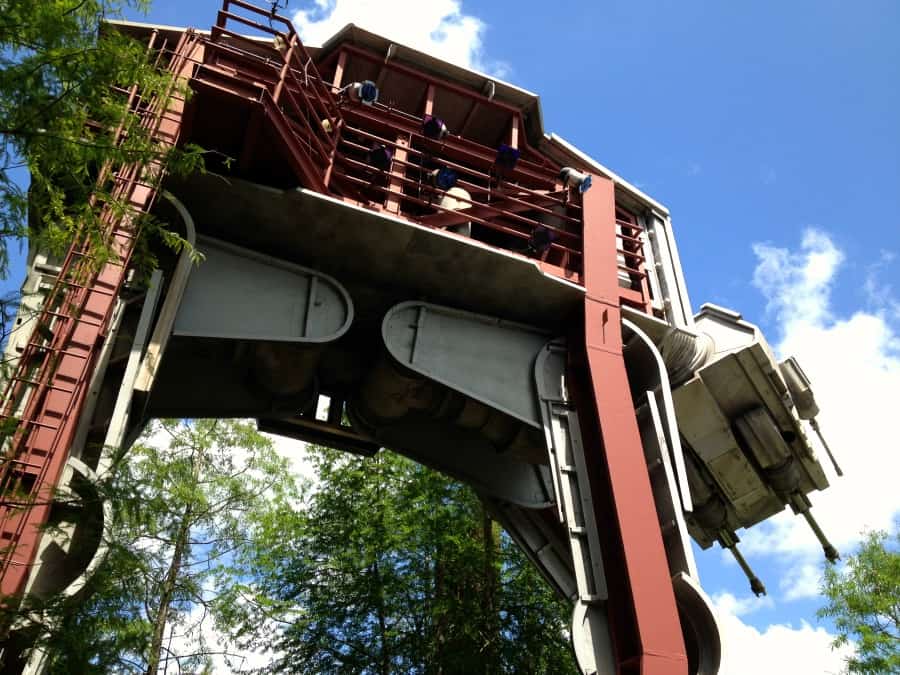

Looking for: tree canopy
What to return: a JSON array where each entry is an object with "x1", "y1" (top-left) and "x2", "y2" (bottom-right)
[
  {"x1": 818, "y1": 529, "x2": 900, "y2": 674},
  {"x1": 224, "y1": 446, "x2": 578, "y2": 675},
  {"x1": 4, "y1": 430, "x2": 578, "y2": 674},
  {"x1": 17, "y1": 419, "x2": 299, "y2": 673},
  {"x1": 0, "y1": 0, "x2": 202, "y2": 280}
]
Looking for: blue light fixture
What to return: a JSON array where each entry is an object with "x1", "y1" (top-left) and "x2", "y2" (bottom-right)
[
  {"x1": 423, "y1": 115, "x2": 449, "y2": 140},
  {"x1": 368, "y1": 144, "x2": 393, "y2": 171},
  {"x1": 528, "y1": 227, "x2": 556, "y2": 255},
  {"x1": 559, "y1": 167, "x2": 592, "y2": 194},
  {"x1": 429, "y1": 167, "x2": 458, "y2": 191},
  {"x1": 495, "y1": 144, "x2": 520, "y2": 170},
  {"x1": 348, "y1": 80, "x2": 379, "y2": 106}
]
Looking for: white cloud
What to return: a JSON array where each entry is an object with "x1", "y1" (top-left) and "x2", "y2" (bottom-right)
[
  {"x1": 292, "y1": 0, "x2": 507, "y2": 76},
  {"x1": 711, "y1": 228, "x2": 899, "y2": 672},
  {"x1": 264, "y1": 432, "x2": 317, "y2": 485},
  {"x1": 714, "y1": 594, "x2": 851, "y2": 675},
  {"x1": 752, "y1": 228, "x2": 844, "y2": 326},
  {"x1": 863, "y1": 250, "x2": 900, "y2": 319},
  {"x1": 743, "y1": 228, "x2": 900, "y2": 565},
  {"x1": 712, "y1": 591, "x2": 773, "y2": 617},
  {"x1": 780, "y1": 561, "x2": 823, "y2": 602}
]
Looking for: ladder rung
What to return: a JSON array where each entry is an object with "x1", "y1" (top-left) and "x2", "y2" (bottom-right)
[
  {"x1": 10, "y1": 377, "x2": 75, "y2": 395},
  {"x1": 618, "y1": 250, "x2": 646, "y2": 263},
  {"x1": 618, "y1": 232, "x2": 643, "y2": 245},
  {"x1": 616, "y1": 217, "x2": 643, "y2": 229},
  {"x1": 617, "y1": 264, "x2": 647, "y2": 277},
  {"x1": 0, "y1": 466, "x2": 43, "y2": 478},
  {"x1": 17, "y1": 419, "x2": 60, "y2": 431},
  {"x1": 26, "y1": 343, "x2": 92, "y2": 359},
  {"x1": 58, "y1": 280, "x2": 117, "y2": 296},
  {"x1": 41, "y1": 311, "x2": 103, "y2": 329}
]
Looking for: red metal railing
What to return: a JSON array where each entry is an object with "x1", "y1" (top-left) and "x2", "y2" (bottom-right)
[
  {"x1": 200, "y1": 0, "x2": 343, "y2": 193},
  {"x1": 331, "y1": 122, "x2": 584, "y2": 271},
  {"x1": 0, "y1": 30, "x2": 196, "y2": 600},
  {"x1": 181, "y1": 4, "x2": 656, "y2": 300},
  {"x1": 178, "y1": 2, "x2": 587, "y2": 277},
  {"x1": 616, "y1": 208, "x2": 652, "y2": 311}
]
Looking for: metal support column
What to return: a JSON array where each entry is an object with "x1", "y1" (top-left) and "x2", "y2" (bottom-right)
[
  {"x1": 575, "y1": 176, "x2": 688, "y2": 674},
  {"x1": 535, "y1": 340, "x2": 615, "y2": 674}
]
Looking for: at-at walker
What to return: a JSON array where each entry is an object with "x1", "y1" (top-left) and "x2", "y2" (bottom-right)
[{"x1": 0, "y1": 3, "x2": 841, "y2": 672}]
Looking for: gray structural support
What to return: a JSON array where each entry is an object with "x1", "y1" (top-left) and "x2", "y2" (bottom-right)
[
  {"x1": 173, "y1": 236, "x2": 353, "y2": 343},
  {"x1": 376, "y1": 301, "x2": 555, "y2": 507},
  {"x1": 146, "y1": 236, "x2": 354, "y2": 419},
  {"x1": 534, "y1": 339, "x2": 615, "y2": 675},
  {"x1": 133, "y1": 191, "x2": 197, "y2": 395},
  {"x1": 382, "y1": 301, "x2": 550, "y2": 427},
  {"x1": 379, "y1": 301, "x2": 619, "y2": 674}
]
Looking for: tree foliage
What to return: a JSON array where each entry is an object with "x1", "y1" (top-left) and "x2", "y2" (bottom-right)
[
  {"x1": 7, "y1": 433, "x2": 578, "y2": 673},
  {"x1": 818, "y1": 530, "x2": 900, "y2": 674},
  {"x1": 225, "y1": 446, "x2": 578, "y2": 675},
  {"x1": 16, "y1": 419, "x2": 300, "y2": 673},
  {"x1": 0, "y1": 0, "x2": 203, "y2": 280}
]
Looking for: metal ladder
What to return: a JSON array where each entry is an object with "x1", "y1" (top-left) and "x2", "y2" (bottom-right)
[
  {"x1": 0, "y1": 30, "x2": 197, "y2": 600},
  {"x1": 194, "y1": 0, "x2": 345, "y2": 193},
  {"x1": 535, "y1": 340, "x2": 615, "y2": 675}
]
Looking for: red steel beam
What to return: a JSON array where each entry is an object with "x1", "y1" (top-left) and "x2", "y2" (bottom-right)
[
  {"x1": 418, "y1": 194, "x2": 562, "y2": 230},
  {"x1": 0, "y1": 31, "x2": 194, "y2": 600},
  {"x1": 575, "y1": 175, "x2": 687, "y2": 674},
  {"x1": 340, "y1": 105, "x2": 556, "y2": 186},
  {"x1": 338, "y1": 43, "x2": 521, "y2": 116}
]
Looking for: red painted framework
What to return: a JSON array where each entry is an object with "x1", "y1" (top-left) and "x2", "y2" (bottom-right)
[
  {"x1": 0, "y1": 29, "x2": 196, "y2": 601},
  {"x1": 1, "y1": 4, "x2": 687, "y2": 672},
  {"x1": 576, "y1": 179, "x2": 688, "y2": 673},
  {"x1": 190, "y1": 0, "x2": 656, "y2": 301}
]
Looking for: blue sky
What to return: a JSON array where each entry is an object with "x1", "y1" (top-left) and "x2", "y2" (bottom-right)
[{"x1": 5, "y1": 1, "x2": 899, "y2": 671}]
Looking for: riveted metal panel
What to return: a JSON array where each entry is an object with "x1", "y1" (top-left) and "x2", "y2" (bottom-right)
[
  {"x1": 382, "y1": 301, "x2": 551, "y2": 427},
  {"x1": 174, "y1": 236, "x2": 353, "y2": 343}
]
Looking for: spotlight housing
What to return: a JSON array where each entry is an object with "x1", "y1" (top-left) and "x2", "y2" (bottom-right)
[
  {"x1": 429, "y1": 167, "x2": 458, "y2": 191},
  {"x1": 528, "y1": 226, "x2": 556, "y2": 255},
  {"x1": 495, "y1": 144, "x2": 520, "y2": 170},
  {"x1": 559, "y1": 167, "x2": 592, "y2": 193},
  {"x1": 348, "y1": 80, "x2": 379, "y2": 106},
  {"x1": 423, "y1": 115, "x2": 449, "y2": 140},
  {"x1": 368, "y1": 144, "x2": 393, "y2": 171}
]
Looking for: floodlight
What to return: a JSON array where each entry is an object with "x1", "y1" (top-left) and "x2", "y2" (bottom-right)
[
  {"x1": 423, "y1": 115, "x2": 449, "y2": 140},
  {"x1": 528, "y1": 227, "x2": 556, "y2": 254},
  {"x1": 495, "y1": 144, "x2": 520, "y2": 170},
  {"x1": 347, "y1": 80, "x2": 379, "y2": 106},
  {"x1": 429, "y1": 167, "x2": 458, "y2": 191},
  {"x1": 368, "y1": 144, "x2": 393, "y2": 171},
  {"x1": 559, "y1": 167, "x2": 592, "y2": 193}
]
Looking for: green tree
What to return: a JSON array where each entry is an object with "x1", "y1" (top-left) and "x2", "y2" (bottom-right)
[
  {"x1": 818, "y1": 530, "x2": 900, "y2": 674},
  {"x1": 226, "y1": 446, "x2": 577, "y2": 674},
  {"x1": 0, "y1": 0, "x2": 202, "y2": 279},
  {"x1": 16, "y1": 418, "x2": 300, "y2": 673}
]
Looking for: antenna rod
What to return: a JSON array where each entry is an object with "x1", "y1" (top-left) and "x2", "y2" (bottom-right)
[
  {"x1": 810, "y1": 418, "x2": 843, "y2": 477},
  {"x1": 719, "y1": 530, "x2": 766, "y2": 596}
]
